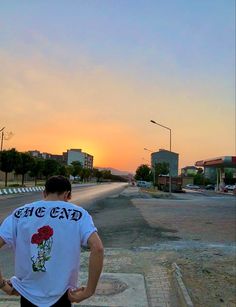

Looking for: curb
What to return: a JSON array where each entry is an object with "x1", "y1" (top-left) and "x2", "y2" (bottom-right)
[
  {"x1": 0, "y1": 187, "x2": 44, "y2": 196},
  {"x1": 0, "y1": 296, "x2": 19, "y2": 301},
  {"x1": 172, "y1": 262, "x2": 194, "y2": 307}
]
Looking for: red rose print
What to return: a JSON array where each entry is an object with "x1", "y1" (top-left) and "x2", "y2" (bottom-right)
[
  {"x1": 31, "y1": 225, "x2": 54, "y2": 272},
  {"x1": 31, "y1": 233, "x2": 44, "y2": 245},
  {"x1": 38, "y1": 225, "x2": 54, "y2": 240}
]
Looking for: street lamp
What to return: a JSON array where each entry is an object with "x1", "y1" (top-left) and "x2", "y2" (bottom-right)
[
  {"x1": 150, "y1": 120, "x2": 172, "y2": 151},
  {"x1": 0, "y1": 127, "x2": 5, "y2": 151},
  {"x1": 150, "y1": 120, "x2": 172, "y2": 194}
]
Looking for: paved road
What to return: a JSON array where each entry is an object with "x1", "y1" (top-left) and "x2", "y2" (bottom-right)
[
  {"x1": 90, "y1": 187, "x2": 236, "y2": 248},
  {"x1": 0, "y1": 182, "x2": 128, "y2": 222}
]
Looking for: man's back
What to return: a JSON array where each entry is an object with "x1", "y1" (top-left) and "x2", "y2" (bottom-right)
[
  {"x1": 0, "y1": 200, "x2": 97, "y2": 306},
  {"x1": 0, "y1": 176, "x2": 103, "y2": 307}
]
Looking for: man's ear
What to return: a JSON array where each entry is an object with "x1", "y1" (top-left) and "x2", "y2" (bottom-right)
[
  {"x1": 43, "y1": 190, "x2": 47, "y2": 199},
  {"x1": 67, "y1": 191, "x2": 71, "y2": 200},
  {"x1": 64, "y1": 191, "x2": 71, "y2": 201}
]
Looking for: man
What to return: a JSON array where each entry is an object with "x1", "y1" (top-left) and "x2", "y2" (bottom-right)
[{"x1": 0, "y1": 175, "x2": 104, "y2": 306}]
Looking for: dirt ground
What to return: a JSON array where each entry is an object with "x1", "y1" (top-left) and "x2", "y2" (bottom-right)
[
  {"x1": 87, "y1": 189, "x2": 236, "y2": 307},
  {"x1": 172, "y1": 249, "x2": 236, "y2": 307}
]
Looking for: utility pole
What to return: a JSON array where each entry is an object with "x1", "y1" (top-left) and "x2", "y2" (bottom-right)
[
  {"x1": 0, "y1": 127, "x2": 5, "y2": 151},
  {"x1": 150, "y1": 120, "x2": 172, "y2": 194}
]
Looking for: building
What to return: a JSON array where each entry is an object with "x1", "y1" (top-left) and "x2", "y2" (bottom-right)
[
  {"x1": 84, "y1": 153, "x2": 93, "y2": 169},
  {"x1": 28, "y1": 150, "x2": 42, "y2": 158},
  {"x1": 66, "y1": 149, "x2": 93, "y2": 169},
  {"x1": 28, "y1": 148, "x2": 94, "y2": 169},
  {"x1": 181, "y1": 166, "x2": 201, "y2": 177},
  {"x1": 50, "y1": 154, "x2": 65, "y2": 164},
  {"x1": 195, "y1": 156, "x2": 236, "y2": 189},
  {"x1": 66, "y1": 149, "x2": 84, "y2": 165},
  {"x1": 41, "y1": 152, "x2": 53, "y2": 160},
  {"x1": 151, "y1": 149, "x2": 179, "y2": 177}
]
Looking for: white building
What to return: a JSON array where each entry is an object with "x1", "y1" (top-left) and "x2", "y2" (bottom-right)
[{"x1": 66, "y1": 149, "x2": 93, "y2": 169}]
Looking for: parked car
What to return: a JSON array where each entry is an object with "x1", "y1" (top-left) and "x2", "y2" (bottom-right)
[
  {"x1": 185, "y1": 184, "x2": 200, "y2": 189},
  {"x1": 205, "y1": 184, "x2": 215, "y2": 190},
  {"x1": 224, "y1": 185, "x2": 236, "y2": 192}
]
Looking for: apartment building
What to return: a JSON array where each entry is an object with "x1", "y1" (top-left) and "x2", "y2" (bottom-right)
[
  {"x1": 29, "y1": 148, "x2": 93, "y2": 169},
  {"x1": 151, "y1": 149, "x2": 179, "y2": 177},
  {"x1": 65, "y1": 149, "x2": 94, "y2": 169}
]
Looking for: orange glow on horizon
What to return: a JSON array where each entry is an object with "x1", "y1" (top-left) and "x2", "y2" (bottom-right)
[{"x1": 1, "y1": 51, "x2": 235, "y2": 173}]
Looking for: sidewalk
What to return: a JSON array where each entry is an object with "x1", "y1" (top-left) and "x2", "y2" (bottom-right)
[{"x1": 0, "y1": 248, "x2": 176, "y2": 307}]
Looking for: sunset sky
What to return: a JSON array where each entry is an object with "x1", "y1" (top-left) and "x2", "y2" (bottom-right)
[{"x1": 0, "y1": 1, "x2": 235, "y2": 173}]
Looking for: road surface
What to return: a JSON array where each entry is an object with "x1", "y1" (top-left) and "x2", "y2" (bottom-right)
[{"x1": 0, "y1": 182, "x2": 128, "y2": 222}]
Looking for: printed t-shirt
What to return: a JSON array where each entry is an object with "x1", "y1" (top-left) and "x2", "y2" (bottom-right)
[{"x1": 0, "y1": 200, "x2": 97, "y2": 307}]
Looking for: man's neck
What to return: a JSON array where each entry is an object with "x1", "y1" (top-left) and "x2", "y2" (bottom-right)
[{"x1": 44, "y1": 194, "x2": 68, "y2": 202}]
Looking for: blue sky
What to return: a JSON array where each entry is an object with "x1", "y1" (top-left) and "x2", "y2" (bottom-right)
[{"x1": 1, "y1": 1, "x2": 234, "y2": 75}]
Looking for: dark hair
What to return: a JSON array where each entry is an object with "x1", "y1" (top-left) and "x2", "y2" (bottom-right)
[{"x1": 45, "y1": 175, "x2": 71, "y2": 195}]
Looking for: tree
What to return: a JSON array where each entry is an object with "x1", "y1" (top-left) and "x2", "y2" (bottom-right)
[
  {"x1": 0, "y1": 149, "x2": 19, "y2": 187},
  {"x1": 80, "y1": 168, "x2": 91, "y2": 182},
  {"x1": 135, "y1": 164, "x2": 152, "y2": 181},
  {"x1": 93, "y1": 168, "x2": 102, "y2": 183},
  {"x1": 153, "y1": 162, "x2": 169, "y2": 184},
  {"x1": 58, "y1": 165, "x2": 69, "y2": 177},
  {"x1": 42, "y1": 159, "x2": 60, "y2": 179},
  {"x1": 29, "y1": 158, "x2": 45, "y2": 185},
  {"x1": 66, "y1": 165, "x2": 74, "y2": 178},
  {"x1": 154, "y1": 162, "x2": 169, "y2": 176},
  {"x1": 14, "y1": 152, "x2": 34, "y2": 186},
  {"x1": 225, "y1": 168, "x2": 234, "y2": 184},
  {"x1": 70, "y1": 161, "x2": 83, "y2": 179},
  {"x1": 101, "y1": 170, "x2": 112, "y2": 180},
  {"x1": 193, "y1": 173, "x2": 205, "y2": 186}
]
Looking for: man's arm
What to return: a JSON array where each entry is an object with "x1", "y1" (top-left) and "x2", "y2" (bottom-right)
[
  {"x1": 0, "y1": 237, "x2": 18, "y2": 296},
  {"x1": 68, "y1": 232, "x2": 104, "y2": 303}
]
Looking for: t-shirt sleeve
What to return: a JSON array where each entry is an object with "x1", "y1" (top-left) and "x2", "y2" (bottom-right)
[
  {"x1": 80, "y1": 211, "x2": 97, "y2": 247},
  {"x1": 0, "y1": 215, "x2": 14, "y2": 246}
]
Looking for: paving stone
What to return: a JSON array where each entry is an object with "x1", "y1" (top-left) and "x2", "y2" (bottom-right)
[{"x1": 0, "y1": 248, "x2": 174, "y2": 306}]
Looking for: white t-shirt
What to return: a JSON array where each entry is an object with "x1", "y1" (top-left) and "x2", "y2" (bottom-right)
[{"x1": 0, "y1": 200, "x2": 97, "y2": 307}]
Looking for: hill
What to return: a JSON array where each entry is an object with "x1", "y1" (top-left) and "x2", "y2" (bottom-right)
[{"x1": 96, "y1": 167, "x2": 133, "y2": 176}]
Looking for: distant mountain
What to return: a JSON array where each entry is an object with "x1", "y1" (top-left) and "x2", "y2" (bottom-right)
[{"x1": 96, "y1": 167, "x2": 133, "y2": 176}]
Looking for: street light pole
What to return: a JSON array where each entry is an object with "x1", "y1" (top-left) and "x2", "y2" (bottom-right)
[
  {"x1": 150, "y1": 120, "x2": 172, "y2": 151},
  {"x1": 150, "y1": 120, "x2": 172, "y2": 194},
  {"x1": 0, "y1": 127, "x2": 5, "y2": 152}
]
